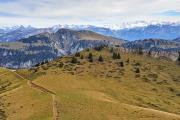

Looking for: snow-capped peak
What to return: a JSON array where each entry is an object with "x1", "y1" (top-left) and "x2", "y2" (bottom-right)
[
  {"x1": 0, "y1": 25, "x2": 21, "y2": 30},
  {"x1": 98, "y1": 21, "x2": 180, "y2": 30},
  {"x1": 50, "y1": 21, "x2": 180, "y2": 31}
]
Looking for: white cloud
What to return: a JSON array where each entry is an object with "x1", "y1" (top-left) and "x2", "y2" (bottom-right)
[{"x1": 0, "y1": 0, "x2": 179, "y2": 27}]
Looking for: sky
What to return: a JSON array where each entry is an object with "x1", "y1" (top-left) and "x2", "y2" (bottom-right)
[{"x1": 0, "y1": 0, "x2": 180, "y2": 27}]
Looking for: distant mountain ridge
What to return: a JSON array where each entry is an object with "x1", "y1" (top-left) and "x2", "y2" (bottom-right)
[
  {"x1": 0, "y1": 21, "x2": 180, "y2": 42},
  {"x1": 63, "y1": 24, "x2": 180, "y2": 41},
  {"x1": 122, "y1": 39, "x2": 180, "y2": 61},
  {"x1": 0, "y1": 29, "x2": 123, "y2": 68},
  {"x1": 0, "y1": 22, "x2": 180, "y2": 68},
  {"x1": 0, "y1": 25, "x2": 51, "y2": 42},
  {"x1": 51, "y1": 22, "x2": 180, "y2": 40},
  {"x1": 173, "y1": 37, "x2": 180, "y2": 42}
]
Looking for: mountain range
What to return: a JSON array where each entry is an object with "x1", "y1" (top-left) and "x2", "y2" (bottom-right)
[
  {"x1": 0, "y1": 22, "x2": 180, "y2": 68},
  {"x1": 54, "y1": 22, "x2": 180, "y2": 41},
  {"x1": 0, "y1": 29, "x2": 123, "y2": 68},
  {"x1": 0, "y1": 21, "x2": 180, "y2": 42}
]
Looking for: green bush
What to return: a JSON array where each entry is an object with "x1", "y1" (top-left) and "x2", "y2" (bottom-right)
[
  {"x1": 75, "y1": 52, "x2": 80, "y2": 57},
  {"x1": 120, "y1": 61, "x2": 124, "y2": 67},
  {"x1": 71, "y1": 56, "x2": 78, "y2": 64},
  {"x1": 58, "y1": 62, "x2": 64, "y2": 68},
  {"x1": 135, "y1": 68, "x2": 140, "y2": 73},
  {"x1": 135, "y1": 47, "x2": 143, "y2": 55},
  {"x1": 94, "y1": 45, "x2": 105, "y2": 51},
  {"x1": 98, "y1": 55, "x2": 104, "y2": 62},
  {"x1": 110, "y1": 47, "x2": 114, "y2": 53},
  {"x1": 126, "y1": 58, "x2": 129, "y2": 63},
  {"x1": 177, "y1": 52, "x2": 180, "y2": 65},
  {"x1": 88, "y1": 53, "x2": 93, "y2": 62},
  {"x1": 80, "y1": 55, "x2": 84, "y2": 59},
  {"x1": 112, "y1": 52, "x2": 121, "y2": 59}
]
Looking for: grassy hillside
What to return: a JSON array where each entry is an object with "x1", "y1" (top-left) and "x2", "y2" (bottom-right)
[
  {"x1": 0, "y1": 46, "x2": 180, "y2": 120},
  {"x1": 76, "y1": 30, "x2": 121, "y2": 41}
]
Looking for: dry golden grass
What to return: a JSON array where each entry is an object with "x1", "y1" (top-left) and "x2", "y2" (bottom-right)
[
  {"x1": 76, "y1": 30, "x2": 120, "y2": 42},
  {"x1": 1, "y1": 47, "x2": 180, "y2": 120}
]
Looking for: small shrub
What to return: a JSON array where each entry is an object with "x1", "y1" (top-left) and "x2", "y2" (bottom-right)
[
  {"x1": 132, "y1": 62, "x2": 140, "y2": 66},
  {"x1": 80, "y1": 55, "x2": 84, "y2": 59},
  {"x1": 71, "y1": 56, "x2": 78, "y2": 64},
  {"x1": 86, "y1": 48, "x2": 90, "y2": 51},
  {"x1": 75, "y1": 52, "x2": 80, "y2": 57},
  {"x1": 88, "y1": 53, "x2": 93, "y2": 62},
  {"x1": 117, "y1": 53, "x2": 121, "y2": 59},
  {"x1": 110, "y1": 47, "x2": 114, "y2": 53},
  {"x1": 126, "y1": 58, "x2": 129, "y2": 63},
  {"x1": 88, "y1": 53, "x2": 93, "y2": 59},
  {"x1": 147, "y1": 73, "x2": 158, "y2": 79},
  {"x1": 58, "y1": 62, "x2": 64, "y2": 68},
  {"x1": 176, "y1": 93, "x2": 180, "y2": 96},
  {"x1": 135, "y1": 68, "x2": 140, "y2": 73},
  {"x1": 136, "y1": 47, "x2": 143, "y2": 55},
  {"x1": 41, "y1": 65, "x2": 48, "y2": 70},
  {"x1": 120, "y1": 61, "x2": 124, "y2": 67},
  {"x1": 34, "y1": 63, "x2": 41, "y2": 67},
  {"x1": 168, "y1": 87, "x2": 175, "y2": 92},
  {"x1": 177, "y1": 52, "x2": 180, "y2": 65},
  {"x1": 112, "y1": 52, "x2": 121, "y2": 59},
  {"x1": 94, "y1": 45, "x2": 105, "y2": 51},
  {"x1": 135, "y1": 74, "x2": 140, "y2": 78},
  {"x1": 98, "y1": 55, "x2": 104, "y2": 62},
  {"x1": 148, "y1": 50, "x2": 152, "y2": 57},
  {"x1": 112, "y1": 52, "x2": 117, "y2": 59},
  {"x1": 89, "y1": 57, "x2": 93, "y2": 62}
]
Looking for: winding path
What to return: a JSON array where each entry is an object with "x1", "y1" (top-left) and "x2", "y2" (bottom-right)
[
  {"x1": 0, "y1": 71, "x2": 9, "y2": 77},
  {"x1": 13, "y1": 71, "x2": 60, "y2": 120},
  {"x1": 3, "y1": 70, "x2": 180, "y2": 120}
]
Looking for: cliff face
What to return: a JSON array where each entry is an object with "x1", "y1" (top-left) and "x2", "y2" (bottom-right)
[
  {"x1": 1, "y1": 28, "x2": 179, "y2": 69},
  {"x1": 0, "y1": 29, "x2": 123, "y2": 68},
  {"x1": 122, "y1": 39, "x2": 180, "y2": 61}
]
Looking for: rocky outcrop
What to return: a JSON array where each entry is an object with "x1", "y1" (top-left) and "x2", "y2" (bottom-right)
[{"x1": 122, "y1": 39, "x2": 180, "y2": 61}]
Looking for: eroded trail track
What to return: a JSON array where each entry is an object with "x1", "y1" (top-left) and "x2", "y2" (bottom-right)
[
  {"x1": 52, "y1": 94, "x2": 61, "y2": 120},
  {"x1": 13, "y1": 72, "x2": 60, "y2": 120},
  {"x1": 8, "y1": 71, "x2": 180, "y2": 120},
  {"x1": 28, "y1": 81, "x2": 55, "y2": 94}
]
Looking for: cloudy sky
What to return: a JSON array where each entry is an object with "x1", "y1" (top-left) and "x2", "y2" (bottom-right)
[{"x1": 0, "y1": 0, "x2": 180, "y2": 27}]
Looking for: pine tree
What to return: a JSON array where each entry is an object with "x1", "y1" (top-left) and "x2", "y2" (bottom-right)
[
  {"x1": 120, "y1": 61, "x2": 124, "y2": 67},
  {"x1": 138, "y1": 47, "x2": 143, "y2": 55},
  {"x1": 112, "y1": 52, "x2": 121, "y2": 59},
  {"x1": 94, "y1": 45, "x2": 104, "y2": 51},
  {"x1": 135, "y1": 68, "x2": 140, "y2": 73},
  {"x1": 98, "y1": 55, "x2": 104, "y2": 62},
  {"x1": 148, "y1": 50, "x2": 151, "y2": 57},
  {"x1": 117, "y1": 53, "x2": 121, "y2": 59},
  {"x1": 88, "y1": 53, "x2": 93, "y2": 59},
  {"x1": 177, "y1": 52, "x2": 180, "y2": 65},
  {"x1": 126, "y1": 58, "x2": 129, "y2": 63},
  {"x1": 71, "y1": 56, "x2": 78, "y2": 64},
  {"x1": 112, "y1": 52, "x2": 117, "y2": 59},
  {"x1": 110, "y1": 47, "x2": 114, "y2": 53},
  {"x1": 75, "y1": 52, "x2": 80, "y2": 57},
  {"x1": 80, "y1": 55, "x2": 84, "y2": 59},
  {"x1": 88, "y1": 53, "x2": 93, "y2": 62},
  {"x1": 89, "y1": 57, "x2": 93, "y2": 62}
]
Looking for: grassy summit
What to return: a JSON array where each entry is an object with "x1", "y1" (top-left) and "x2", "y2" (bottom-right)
[{"x1": 0, "y1": 46, "x2": 180, "y2": 120}]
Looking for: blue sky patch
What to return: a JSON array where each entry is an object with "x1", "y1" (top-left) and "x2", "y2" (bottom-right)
[{"x1": 162, "y1": 10, "x2": 180, "y2": 16}]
